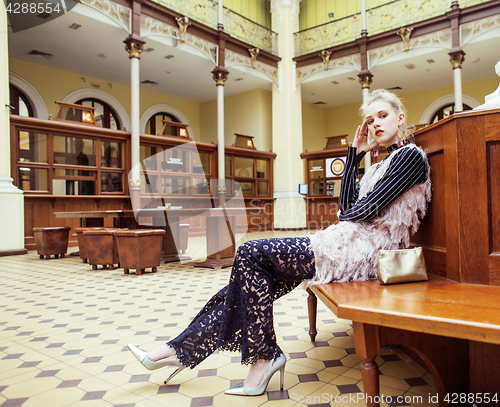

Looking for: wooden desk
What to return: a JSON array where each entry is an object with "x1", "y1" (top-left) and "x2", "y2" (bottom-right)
[
  {"x1": 311, "y1": 275, "x2": 500, "y2": 405},
  {"x1": 55, "y1": 208, "x2": 245, "y2": 267}
]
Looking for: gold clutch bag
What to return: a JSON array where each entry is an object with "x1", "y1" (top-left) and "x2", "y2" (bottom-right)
[{"x1": 377, "y1": 247, "x2": 428, "y2": 285}]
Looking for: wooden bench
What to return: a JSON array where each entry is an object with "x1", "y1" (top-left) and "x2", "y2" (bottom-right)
[{"x1": 307, "y1": 108, "x2": 500, "y2": 405}]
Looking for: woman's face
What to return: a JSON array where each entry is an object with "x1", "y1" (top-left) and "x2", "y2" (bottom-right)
[{"x1": 365, "y1": 101, "x2": 404, "y2": 147}]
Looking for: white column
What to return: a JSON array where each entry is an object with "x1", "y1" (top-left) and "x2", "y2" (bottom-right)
[
  {"x1": 449, "y1": 52, "x2": 465, "y2": 113},
  {"x1": 217, "y1": 82, "x2": 225, "y2": 189},
  {"x1": 453, "y1": 66, "x2": 463, "y2": 112},
  {"x1": 218, "y1": 0, "x2": 223, "y2": 29},
  {"x1": 0, "y1": 2, "x2": 26, "y2": 253},
  {"x1": 271, "y1": 0, "x2": 305, "y2": 230},
  {"x1": 361, "y1": 0, "x2": 367, "y2": 34},
  {"x1": 130, "y1": 56, "x2": 140, "y2": 184},
  {"x1": 125, "y1": 39, "x2": 144, "y2": 210},
  {"x1": 216, "y1": 0, "x2": 225, "y2": 195}
]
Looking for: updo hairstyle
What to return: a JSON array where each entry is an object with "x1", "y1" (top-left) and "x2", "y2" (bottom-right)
[{"x1": 359, "y1": 89, "x2": 414, "y2": 142}]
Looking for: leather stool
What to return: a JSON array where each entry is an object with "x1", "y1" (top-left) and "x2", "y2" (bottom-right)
[
  {"x1": 83, "y1": 228, "x2": 127, "y2": 270},
  {"x1": 75, "y1": 227, "x2": 108, "y2": 263},
  {"x1": 33, "y1": 227, "x2": 71, "y2": 259},
  {"x1": 114, "y1": 229, "x2": 166, "y2": 275}
]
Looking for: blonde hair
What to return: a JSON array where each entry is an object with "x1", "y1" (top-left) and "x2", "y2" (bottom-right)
[{"x1": 359, "y1": 89, "x2": 414, "y2": 142}]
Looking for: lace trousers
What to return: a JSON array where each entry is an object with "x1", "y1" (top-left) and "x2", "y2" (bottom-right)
[{"x1": 168, "y1": 237, "x2": 315, "y2": 368}]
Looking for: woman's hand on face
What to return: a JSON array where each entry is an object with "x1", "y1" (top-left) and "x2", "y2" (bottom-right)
[{"x1": 352, "y1": 119, "x2": 379, "y2": 153}]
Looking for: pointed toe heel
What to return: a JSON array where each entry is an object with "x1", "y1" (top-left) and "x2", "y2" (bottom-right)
[
  {"x1": 127, "y1": 344, "x2": 187, "y2": 384},
  {"x1": 225, "y1": 353, "x2": 286, "y2": 396}
]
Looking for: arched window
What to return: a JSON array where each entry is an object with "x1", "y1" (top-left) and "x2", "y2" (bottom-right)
[
  {"x1": 430, "y1": 103, "x2": 472, "y2": 124},
  {"x1": 9, "y1": 84, "x2": 34, "y2": 117},
  {"x1": 75, "y1": 98, "x2": 121, "y2": 130},
  {"x1": 145, "y1": 112, "x2": 181, "y2": 136}
]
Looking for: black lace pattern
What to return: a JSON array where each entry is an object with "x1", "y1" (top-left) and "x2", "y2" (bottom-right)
[{"x1": 168, "y1": 237, "x2": 315, "y2": 368}]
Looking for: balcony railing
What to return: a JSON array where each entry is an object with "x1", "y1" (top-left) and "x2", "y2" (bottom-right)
[
  {"x1": 152, "y1": 0, "x2": 278, "y2": 55},
  {"x1": 294, "y1": 0, "x2": 491, "y2": 57}
]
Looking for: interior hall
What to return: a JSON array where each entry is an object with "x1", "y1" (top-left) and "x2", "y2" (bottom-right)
[{"x1": 1, "y1": 0, "x2": 500, "y2": 406}]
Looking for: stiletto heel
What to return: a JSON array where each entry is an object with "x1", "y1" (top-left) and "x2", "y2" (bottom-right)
[
  {"x1": 279, "y1": 365, "x2": 285, "y2": 390},
  {"x1": 225, "y1": 353, "x2": 286, "y2": 396},
  {"x1": 127, "y1": 344, "x2": 187, "y2": 384}
]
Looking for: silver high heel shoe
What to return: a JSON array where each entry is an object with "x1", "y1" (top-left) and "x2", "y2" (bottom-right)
[
  {"x1": 224, "y1": 353, "x2": 286, "y2": 396},
  {"x1": 127, "y1": 344, "x2": 187, "y2": 384}
]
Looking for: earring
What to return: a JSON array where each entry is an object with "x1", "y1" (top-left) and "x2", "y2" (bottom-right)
[{"x1": 371, "y1": 145, "x2": 380, "y2": 158}]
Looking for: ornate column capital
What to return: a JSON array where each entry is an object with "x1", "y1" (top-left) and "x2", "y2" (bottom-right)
[
  {"x1": 270, "y1": 0, "x2": 301, "y2": 26},
  {"x1": 211, "y1": 67, "x2": 229, "y2": 86},
  {"x1": 124, "y1": 35, "x2": 146, "y2": 59},
  {"x1": 358, "y1": 71, "x2": 373, "y2": 89},
  {"x1": 449, "y1": 49, "x2": 465, "y2": 69},
  {"x1": 129, "y1": 179, "x2": 142, "y2": 188}
]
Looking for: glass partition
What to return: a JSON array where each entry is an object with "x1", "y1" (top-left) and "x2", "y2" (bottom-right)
[{"x1": 19, "y1": 132, "x2": 47, "y2": 163}]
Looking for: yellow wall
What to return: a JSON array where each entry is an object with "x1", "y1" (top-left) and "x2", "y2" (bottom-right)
[
  {"x1": 302, "y1": 102, "x2": 327, "y2": 152},
  {"x1": 299, "y1": 0, "x2": 392, "y2": 31},
  {"x1": 225, "y1": 0, "x2": 271, "y2": 28},
  {"x1": 9, "y1": 59, "x2": 202, "y2": 140},
  {"x1": 307, "y1": 76, "x2": 499, "y2": 149},
  {"x1": 200, "y1": 88, "x2": 272, "y2": 151}
]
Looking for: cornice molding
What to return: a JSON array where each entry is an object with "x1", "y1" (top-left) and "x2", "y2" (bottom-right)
[
  {"x1": 141, "y1": 15, "x2": 217, "y2": 65},
  {"x1": 225, "y1": 49, "x2": 278, "y2": 86},
  {"x1": 80, "y1": 0, "x2": 132, "y2": 34},
  {"x1": 296, "y1": 54, "x2": 361, "y2": 85},
  {"x1": 461, "y1": 13, "x2": 500, "y2": 47},
  {"x1": 368, "y1": 28, "x2": 451, "y2": 69}
]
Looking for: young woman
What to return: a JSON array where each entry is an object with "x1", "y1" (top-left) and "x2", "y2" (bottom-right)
[{"x1": 128, "y1": 89, "x2": 431, "y2": 396}]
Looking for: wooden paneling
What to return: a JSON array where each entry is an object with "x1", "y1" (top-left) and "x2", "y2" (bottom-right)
[
  {"x1": 245, "y1": 199, "x2": 273, "y2": 232},
  {"x1": 489, "y1": 143, "x2": 500, "y2": 255},
  {"x1": 411, "y1": 152, "x2": 446, "y2": 252},
  {"x1": 24, "y1": 196, "x2": 130, "y2": 250},
  {"x1": 490, "y1": 254, "x2": 500, "y2": 286},
  {"x1": 306, "y1": 198, "x2": 339, "y2": 230},
  {"x1": 469, "y1": 341, "x2": 500, "y2": 395},
  {"x1": 485, "y1": 113, "x2": 500, "y2": 141},
  {"x1": 443, "y1": 119, "x2": 462, "y2": 282},
  {"x1": 457, "y1": 115, "x2": 490, "y2": 284},
  {"x1": 412, "y1": 110, "x2": 500, "y2": 284}
]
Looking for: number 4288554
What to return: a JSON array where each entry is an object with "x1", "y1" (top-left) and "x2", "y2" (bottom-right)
[
  {"x1": 6, "y1": 2, "x2": 62, "y2": 14},
  {"x1": 445, "y1": 393, "x2": 498, "y2": 404}
]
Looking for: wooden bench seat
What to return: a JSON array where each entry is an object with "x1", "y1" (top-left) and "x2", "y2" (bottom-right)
[{"x1": 308, "y1": 275, "x2": 500, "y2": 406}]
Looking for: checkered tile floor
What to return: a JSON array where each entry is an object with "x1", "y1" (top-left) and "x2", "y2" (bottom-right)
[{"x1": 0, "y1": 231, "x2": 438, "y2": 407}]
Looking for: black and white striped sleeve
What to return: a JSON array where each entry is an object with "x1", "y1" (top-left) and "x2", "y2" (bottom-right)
[
  {"x1": 338, "y1": 147, "x2": 427, "y2": 222},
  {"x1": 338, "y1": 147, "x2": 366, "y2": 213}
]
